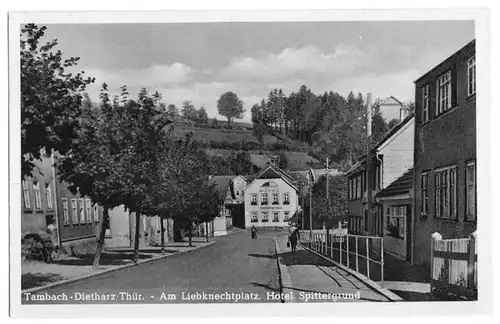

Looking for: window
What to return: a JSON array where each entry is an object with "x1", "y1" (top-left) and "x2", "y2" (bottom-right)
[
  {"x1": 356, "y1": 175, "x2": 361, "y2": 199},
  {"x1": 283, "y1": 192, "x2": 290, "y2": 205},
  {"x1": 251, "y1": 212, "x2": 258, "y2": 223},
  {"x1": 348, "y1": 179, "x2": 352, "y2": 200},
  {"x1": 422, "y1": 84, "x2": 430, "y2": 122},
  {"x1": 284, "y1": 212, "x2": 290, "y2": 222},
  {"x1": 71, "y1": 199, "x2": 77, "y2": 223},
  {"x1": 273, "y1": 212, "x2": 279, "y2": 222},
  {"x1": 272, "y1": 193, "x2": 279, "y2": 205},
  {"x1": 22, "y1": 180, "x2": 31, "y2": 209},
  {"x1": 435, "y1": 166, "x2": 457, "y2": 219},
  {"x1": 421, "y1": 173, "x2": 429, "y2": 215},
  {"x1": 437, "y1": 70, "x2": 452, "y2": 114},
  {"x1": 468, "y1": 56, "x2": 476, "y2": 96},
  {"x1": 85, "y1": 199, "x2": 92, "y2": 223},
  {"x1": 251, "y1": 193, "x2": 257, "y2": 205},
  {"x1": 261, "y1": 193, "x2": 268, "y2": 205},
  {"x1": 387, "y1": 206, "x2": 406, "y2": 239},
  {"x1": 62, "y1": 198, "x2": 69, "y2": 224},
  {"x1": 45, "y1": 183, "x2": 53, "y2": 209},
  {"x1": 261, "y1": 212, "x2": 269, "y2": 222},
  {"x1": 78, "y1": 198, "x2": 85, "y2": 223},
  {"x1": 270, "y1": 156, "x2": 279, "y2": 165},
  {"x1": 94, "y1": 205, "x2": 99, "y2": 222},
  {"x1": 33, "y1": 182, "x2": 42, "y2": 209},
  {"x1": 466, "y1": 162, "x2": 476, "y2": 221}
]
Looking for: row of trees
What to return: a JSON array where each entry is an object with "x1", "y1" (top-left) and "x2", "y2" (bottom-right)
[
  {"x1": 21, "y1": 24, "x2": 223, "y2": 268},
  {"x1": 251, "y1": 86, "x2": 413, "y2": 169},
  {"x1": 165, "y1": 101, "x2": 209, "y2": 124}
]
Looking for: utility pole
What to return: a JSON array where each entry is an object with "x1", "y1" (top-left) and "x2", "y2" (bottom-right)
[
  {"x1": 365, "y1": 93, "x2": 373, "y2": 235},
  {"x1": 325, "y1": 157, "x2": 330, "y2": 244},
  {"x1": 308, "y1": 171, "x2": 313, "y2": 239}
]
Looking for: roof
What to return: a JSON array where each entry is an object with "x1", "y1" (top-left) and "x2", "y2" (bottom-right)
[
  {"x1": 208, "y1": 176, "x2": 233, "y2": 200},
  {"x1": 244, "y1": 164, "x2": 298, "y2": 192},
  {"x1": 373, "y1": 113, "x2": 415, "y2": 151},
  {"x1": 378, "y1": 96, "x2": 402, "y2": 106},
  {"x1": 375, "y1": 168, "x2": 414, "y2": 198},
  {"x1": 344, "y1": 157, "x2": 366, "y2": 177}
]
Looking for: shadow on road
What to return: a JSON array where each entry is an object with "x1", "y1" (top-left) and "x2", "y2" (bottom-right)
[
  {"x1": 22, "y1": 272, "x2": 65, "y2": 290},
  {"x1": 50, "y1": 252, "x2": 169, "y2": 266},
  {"x1": 277, "y1": 250, "x2": 332, "y2": 267},
  {"x1": 248, "y1": 253, "x2": 277, "y2": 259}
]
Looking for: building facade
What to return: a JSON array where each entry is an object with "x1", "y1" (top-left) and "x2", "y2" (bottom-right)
[
  {"x1": 412, "y1": 40, "x2": 476, "y2": 268},
  {"x1": 244, "y1": 165, "x2": 299, "y2": 229},
  {"x1": 347, "y1": 114, "x2": 414, "y2": 237},
  {"x1": 21, "y1": 154, "x2": 58, "y2": 241},
  {"x1": 21, "y1": 153, "x2": 103, "y2": 254}
]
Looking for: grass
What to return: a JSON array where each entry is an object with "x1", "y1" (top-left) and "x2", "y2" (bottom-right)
[{"x1": 173, "y1": 126, "x2": 279, "y2": 144}]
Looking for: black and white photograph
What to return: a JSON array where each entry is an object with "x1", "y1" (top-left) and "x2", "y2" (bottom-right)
[{"x1": 7, "y1": 6, "x2": 494, "y2": 319}]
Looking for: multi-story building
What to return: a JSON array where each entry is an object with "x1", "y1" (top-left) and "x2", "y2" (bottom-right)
[
  {"x1": 412, "y1": 40, "x2": 476, "y2": 268},
  {"x1": 243, "y1": 165, "x2": 299, "y2": 229},
  {"x1": 347, "y1": 113, "x2": 415, "y2": 237},
  {"x1": 21, "y1": 152, "x2": 103, "y2": 254}
]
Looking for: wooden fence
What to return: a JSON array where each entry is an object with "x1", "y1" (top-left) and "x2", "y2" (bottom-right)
[{"x1": 430, "y1": 231, "x2": 477, "y2": 300}]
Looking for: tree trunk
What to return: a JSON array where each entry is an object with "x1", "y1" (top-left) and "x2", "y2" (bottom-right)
[
  {"x1": 227, "y1": 117, "x2": 231, "y2": 129},
  {"x1": 188, "y1": 223, "x2": 193, "y2": 247},
  {"x1": 133, "y1": 211, "x2": 141, "y2": 263},
  {"x1": 160, "y1": 216, "x2": 166, "y2": 255},
  {"x1": 205, "y1": 222, "x2": 209, "y2": 243},
  {"x1": 92, "y1": 205, "x2": 108, "y2": 270}
]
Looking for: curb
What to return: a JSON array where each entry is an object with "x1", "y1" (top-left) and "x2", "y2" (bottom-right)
[
  {"x1": 274, "y1": 238, "x2": 297, "y2": 303},
  {"x1": 299, "y1": 243, "x2": 403, "y2": 302},
  {"x1": 21, "y1": 241, "x2": 216, "y2": 294}
]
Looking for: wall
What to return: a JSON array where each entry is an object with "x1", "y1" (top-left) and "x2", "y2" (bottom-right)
[
  {"x1": 21, "y1": 155, "x2": 57, "y2": 238},
  {"x1": 380, "y1": 197, "x2": 410, "y2": 259},
  {"x1": 413, "y1": 41, "x2": 476, "y2": 268},
  {"x1": 377, "y1": 117, "x2": 415, "y2": 189},
  {"x1": 244, "y1": 178, "x2": 298, "y2": 228},
  {"x1": 232, "y1": 176, "x2": 247, "y2": 204},
  {"x1": 379, "y1": 99, "x2": 402, "y2": 122}
]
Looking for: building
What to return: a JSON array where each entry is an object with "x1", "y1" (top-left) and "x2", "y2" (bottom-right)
[
  {"x1": 378, "y1": 96, "x2": 408, "y2": 122},
  {"x1": 243, "y1": 165, "x2": 299, "y2": 229},
  {"x1": 21, "y1": 154, "x2": 58, "y2": 242},
  {"x1": 21, "y1": 152, "x2": 103, "y2": 254},
  {"x1": 347, "y1": 113, "x2": 415, "y2": 237},
  {"x1": 412, "y1": 40, "x2": 476, "y2": 268},
  {"x1": 375, "y1": 168, "x2": 413, "y2": 260}
]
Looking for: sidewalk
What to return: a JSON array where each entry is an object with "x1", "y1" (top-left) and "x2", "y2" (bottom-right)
[
  {"x1": 274, "y1": 238, "x2": 394, "y2": 303},
  {"x1": 22, "y1": 238, "x2": 214, "y2": 291}
]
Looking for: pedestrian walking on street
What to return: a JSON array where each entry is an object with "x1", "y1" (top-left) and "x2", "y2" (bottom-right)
[
  {"x1": 251, "y1": 225, "x2": 258, "y2": 239},
  {"x1": 288, "y1": 223, "x2": 300, "y2": 252}
]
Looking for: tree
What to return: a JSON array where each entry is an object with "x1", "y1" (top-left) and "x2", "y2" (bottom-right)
[
  {"x1": 21, "y1": 24, "x2": 94, "y2": 178},
  {"x1": 197, "y1": 105, "x2": 209, "y2": 124},
  {"x1": 217, "y1": 92, "x2": 245, "y2": 129},
  {"x1": 167, "y1": 104, "x2": 180, "y2": 120},
  {"x1": 57, "y1": 84, "x2": 132, "y2": 269},
  {"x1": 181, "y1": 101, "x2": 196, "y2": 121},
  {"x1": 387, "y1": 118, "x2": 399, "y2": 130},
  {"x1": 278, "y1": 151, "x2": 289, "y2": 170},
  {"x1": 311, "y1": 175, "x2": 348, "y2": 229}
]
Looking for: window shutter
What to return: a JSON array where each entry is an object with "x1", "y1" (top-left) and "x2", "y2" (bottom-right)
[{"x1": 451, "y1": 64, "x2": 458, "y2": 107}]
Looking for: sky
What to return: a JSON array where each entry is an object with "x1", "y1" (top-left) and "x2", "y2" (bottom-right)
[{"x1": 43, "y1": 21, "x2": 475, "y2": 122}]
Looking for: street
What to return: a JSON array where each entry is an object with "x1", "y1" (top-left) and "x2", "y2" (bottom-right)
[{"x1": 22, "y1": 230, "x2": 286, "y2": 304}]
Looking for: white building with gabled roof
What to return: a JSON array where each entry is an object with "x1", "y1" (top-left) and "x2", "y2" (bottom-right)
[{"x1": 243, "y1": 165, "x2": 299, "y2": 229}]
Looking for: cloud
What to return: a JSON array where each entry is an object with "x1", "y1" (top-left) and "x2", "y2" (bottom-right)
[
  {"x1": 329, "y1": 69, "x2": 422, "y2": 103},
  {"x1": 85, "y1": 63, "x2": 196, "y2": 90},
  {"x1": 220, "y1": 44, "x2": 369, "y2": 82}
]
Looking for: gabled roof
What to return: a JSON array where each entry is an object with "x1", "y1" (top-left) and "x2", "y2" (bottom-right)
[
  {"x1": 375, "y1": 168, "x2": 413, "y2": 198},
  {"x1": 379, "y1": 96, "x2": 402, "y2": 106},
  {"x1": 373, "y1": 113, "x2": 415, "y2": 151},
  {"x1": 244, "y1": 164, "x2": 298, "y2": 192}
]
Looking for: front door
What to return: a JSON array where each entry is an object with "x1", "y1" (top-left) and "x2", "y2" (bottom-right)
[{"x1": 406, "y1": 205, "x2": 412, "y2": 262}]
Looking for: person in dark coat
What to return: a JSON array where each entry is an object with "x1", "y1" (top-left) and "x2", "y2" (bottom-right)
[
  {"x1": 288, "y1": 224, "x2": 300, "y2": 252},
  {"x1": 251, "y1": 225, "x2": 258, "y2": 239}
]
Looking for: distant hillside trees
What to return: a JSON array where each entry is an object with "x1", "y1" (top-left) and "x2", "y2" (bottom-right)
[{"x1": 217, "y1": 91, "x2": 245, "y2": 129}]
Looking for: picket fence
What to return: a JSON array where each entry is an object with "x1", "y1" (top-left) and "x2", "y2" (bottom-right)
[{"x1": 430, "y1": 231, "x2": 477, "y2": 299}]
